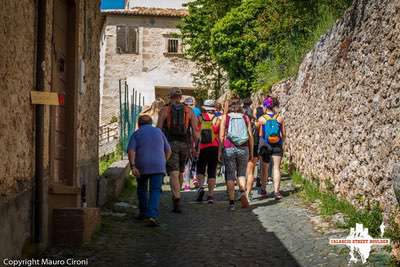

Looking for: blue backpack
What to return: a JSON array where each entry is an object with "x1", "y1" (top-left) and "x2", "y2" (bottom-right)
[{"x1": 263, "y1": 113, "x2": 281, "y2": 144}]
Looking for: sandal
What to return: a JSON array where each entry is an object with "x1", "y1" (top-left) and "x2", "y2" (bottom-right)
[{"x1": 274, "y1": 191, "x2": 283, "y2": 200}]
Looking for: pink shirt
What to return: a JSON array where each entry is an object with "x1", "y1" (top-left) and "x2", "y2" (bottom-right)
[{"x1": 199, "y1": 113, "x2": 220, "y2": 150}]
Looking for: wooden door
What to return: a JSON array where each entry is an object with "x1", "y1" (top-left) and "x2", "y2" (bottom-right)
[{"x1": 51, "y1": 0, "x2": 76, "y2": 186}]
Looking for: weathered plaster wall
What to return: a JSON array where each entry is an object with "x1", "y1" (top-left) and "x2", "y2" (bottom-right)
[
  {"x1": 100, "y1": 15, "x2": 196, "y2": 126},
  {"x1": 76, "y1": 0, "x2": 102, "y2": 207},
  {"x1": 271, "y1": 0, "x2": 400, "y2": 212},
  {"x1": 0, "y1": 0, "x2": 102, "y2": 258},
  {"x1": 0, "y1": 0, "x2": 35, "y2": 197},
  {"x1": 0, "y1": 0, "x2": 36, "y2": 259}
]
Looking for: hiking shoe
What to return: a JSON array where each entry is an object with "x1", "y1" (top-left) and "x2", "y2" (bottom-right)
[
  {"x1": 193, "y1": 178, "x2": 199, "y2": 188},
  {"x1": 240, "y1": 192, "x2": 250, "y2": 208},
  {"x1": 145, "y1": 217, "x2": 160, "y2": 227},
  {"x1": 172, "y1": 197, "x2": 182, "y2": 213},
  {"x1": 274, "y1": 191, "x2": 283, "y2": 200},
  {"x1": 135, "y1": 214, "x2": 146, "y2": 221},
  {"x1": 172, "y1": 206, "x2": 182, "y2": 213},
  {"x1": 207, "y1": 196, "x2": 214, "y2": 204},
  {"x1": 196, "y1": 188, "x2": 205, "y2": 202},
  {"x1": 255, "y1": 177, "x2": 261, "y2": 187},
  {"x1": 260, "y1": 189, "x2": 268, "y2": 199},
  {"x1": 228, "y1": 203, "x2": 235, "y2": 211}
]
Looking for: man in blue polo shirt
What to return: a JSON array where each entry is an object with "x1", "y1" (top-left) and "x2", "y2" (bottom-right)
[{"x1": 128, "y1": 115, "x2": 172, "y2": 227}]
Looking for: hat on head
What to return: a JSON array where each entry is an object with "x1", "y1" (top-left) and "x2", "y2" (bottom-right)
[
  {"x1": 169, "y1": 87, "x2": 182, "y2": 97},
  {"x1": 184, "y1": 96, "x2": 194, "y2": 106},
  {"x1": 202, "y1": 99, "x2": 216, "y2": 111}
]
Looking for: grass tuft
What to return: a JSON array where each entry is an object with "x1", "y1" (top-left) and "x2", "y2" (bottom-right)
[
  {"x1": 291, "y1": 171, "x2": 383, "y2": 237},
  {"x1": 99, "y1": 143, "x2": 123, "y2": 175}
]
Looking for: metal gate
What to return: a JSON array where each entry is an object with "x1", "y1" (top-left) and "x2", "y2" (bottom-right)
[{"x1": 119, "y1": 79, "x2": 145, "y2": 155}]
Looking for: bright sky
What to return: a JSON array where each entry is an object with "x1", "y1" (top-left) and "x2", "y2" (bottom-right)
[{"x1": 100, "y1": 0, "x2": 125, "y2": 10}]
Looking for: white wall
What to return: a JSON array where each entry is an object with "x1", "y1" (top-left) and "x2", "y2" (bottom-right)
[
  {"x1": 126, "y1": 59, "x2": 194, "y2": 105},
  {"x1": 100, "y1": 15, "x2": 196, "y2": 124}
]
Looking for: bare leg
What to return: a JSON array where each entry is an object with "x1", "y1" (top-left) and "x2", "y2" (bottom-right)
[
  {"x1": 246, "y1": 159, "x2": 257, "y2": 196},
  {"x1": 197, "y1": 174, "x2": 205, "y2": 189},
  {"x1": 238, "y1": 177, "x2": 246, "y2": 192},
  {"x1": 208, "y1": 178, "x2": 216, "y2": 197},
  {"x1": 169, "y1": 171, "x2": 181, "y2": 199},
  {"x1": 179, "y1": 172, "x2": 184, "y2": 188},
  {"x1": 261, "y1": 161, "x2": 269, "y2": 190},
  {"x1": 227, "y1": 180, "x2": 236, "y2": 201},
  {"x1": 272, "y1": 155, "x2": 282, "y2": 193}
]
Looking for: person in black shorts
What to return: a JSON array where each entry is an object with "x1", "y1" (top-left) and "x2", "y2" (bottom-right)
[
  {"x1": 258, "y1": 96, "x2": 286, "y2": 200},
  {"x1": 195, "y1": 100, "x2": 220, "y2": 204},
  {"x1": 158, "y1": 88, "x2": 199, "y2": 213}
]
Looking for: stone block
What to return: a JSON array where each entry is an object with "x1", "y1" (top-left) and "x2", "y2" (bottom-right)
[
  {"x1": 97, "y1": 160, "x2": 130, "y2": 206},
  {"x1": 392, "y1": 164, "x2": 400, "y2": 205},
  {"x1": 53, "y1": 208, "x2": 101, "y2": 246}
]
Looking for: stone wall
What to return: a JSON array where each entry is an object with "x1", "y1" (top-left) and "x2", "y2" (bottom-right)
[
  {"x1": 76, "y1": 0, "x2": 102, "y2": 207},
  {"x1": 100, "y1": 15, "x2": 196, "y2": 126},
  {"x1": 271, "y1": 0, "x2": 400, "y2": 212},
  {"x1": 0, "y1": 0, "x2": 36, "y2": 197},
  {"x1": 0, "y1": 0, "x2": 102, "y2": 258},
  {"x1": 0, "y1": 0, "x2": 36, "y2": 259}
]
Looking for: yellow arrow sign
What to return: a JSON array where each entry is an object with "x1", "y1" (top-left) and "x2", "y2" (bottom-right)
[{"x1": 31, "y1": 91, "x2": 62, "y2": 106}]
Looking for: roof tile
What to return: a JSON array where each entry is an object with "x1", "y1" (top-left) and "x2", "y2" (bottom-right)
[{"x1": 103, "y1": 7, "x2": 188, "y2": 17}]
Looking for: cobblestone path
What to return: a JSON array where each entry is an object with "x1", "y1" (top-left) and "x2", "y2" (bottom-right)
[{"x1": 45, "y1": 177, "x2": 367, "y2": 267}]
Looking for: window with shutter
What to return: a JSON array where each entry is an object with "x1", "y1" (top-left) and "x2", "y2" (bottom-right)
[
  {"x1": 116, "y1": 25, "x2": 127, "y2": 54},
  {"x1": 116, "y1": 25, "x2": 139, "y2": 54},
  {"x1": 127, "y1": 26, "x2": 138, "y2": 53}
]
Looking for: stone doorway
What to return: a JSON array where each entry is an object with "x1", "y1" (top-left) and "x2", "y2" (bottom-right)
[{"x1": 48, "y1": 0, "x2": 79, "y2": 243}]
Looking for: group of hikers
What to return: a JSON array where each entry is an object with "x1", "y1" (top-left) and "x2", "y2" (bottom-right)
[{"x1": 127, "y1": 87, "x2": 285, "y2": 227}]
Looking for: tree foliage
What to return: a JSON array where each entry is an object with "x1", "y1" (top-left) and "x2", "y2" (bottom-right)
[
  {"x1": 182, "y1": 0, "x2": 352, "y2": 97},
  {"x1": 178, "y1": 0, "x2": 241, "y2": 99},
  {"x1": 254, "y1": 0, "x2": 352, "y2": 90},
  {"x1": 211, "y1": 0, "x2": 267, "y2": 97}
]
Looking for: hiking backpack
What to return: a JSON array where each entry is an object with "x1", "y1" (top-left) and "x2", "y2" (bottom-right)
[
  {"x1": 200, "y1": 113, "x2": 216, "y2": 144},
  {"x1": 262, "y1": 113, "x2": 281, "y2": 144},
  {"x1": 227, "y1": 113, "x2": 249, "y2": 146},
  {"x1": 165, "y1": 104, "x2": 191, "y2": 138}
]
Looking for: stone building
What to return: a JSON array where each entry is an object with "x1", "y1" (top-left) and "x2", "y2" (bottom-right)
[
  {"x1": 0, "y1": 0, "x2": 102, "y2": 258},
  {"x1": 99, "y1": 0, "x2": 196, "y2": 127}
]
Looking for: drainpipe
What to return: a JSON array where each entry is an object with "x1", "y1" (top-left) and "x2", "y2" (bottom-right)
[{"x1": 33, "y1": 0, "x2": 46, "y2": 244}]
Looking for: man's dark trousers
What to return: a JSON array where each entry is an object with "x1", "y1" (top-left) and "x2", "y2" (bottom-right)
[{"x1": 137, "y1": 174, "x2": 164, "y2": 218}]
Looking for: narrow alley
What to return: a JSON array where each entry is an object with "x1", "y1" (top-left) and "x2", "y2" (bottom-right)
[
  {"x1": 1, "y1": 0, "x2": 399, "y2": 266},
  {"x1": 44, "y1": 176, "x2": 358, "y2": 267}
]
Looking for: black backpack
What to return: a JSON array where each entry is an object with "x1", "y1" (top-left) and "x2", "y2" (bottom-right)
[
  {"x1": 200, "y1": 114, "x2": 215, "y2": 144},
  {"x1": 166, "y1": 104, "x2": 190, "y2": 139}
]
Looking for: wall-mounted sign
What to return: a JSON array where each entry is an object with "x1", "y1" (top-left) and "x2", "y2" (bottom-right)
[{"x1": 31, "y1": 91, "x2": 64, "y2": 106}]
